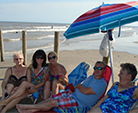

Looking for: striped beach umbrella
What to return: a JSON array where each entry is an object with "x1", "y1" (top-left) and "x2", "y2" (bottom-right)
[
  {"x1": 64, "y1": 1, "x2": 138, "y2": 39},
  {"x1": 64, "y1": 1, "x2": 138, "y2": 84}
]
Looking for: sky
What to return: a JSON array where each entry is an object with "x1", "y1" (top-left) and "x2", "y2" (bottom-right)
[{"x1": 0, "y1": 0, "x2": 138, "y2": 25}]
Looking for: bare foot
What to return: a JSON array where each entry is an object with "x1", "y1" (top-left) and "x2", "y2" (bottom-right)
[
  {"x1": 16, "y1": 104, "x2": 27, "y2": 113},
  {"x1": 17, "y1": 108, "x2": 32, "y2": 113},
  {"x1": 16, "y1": 104, "x2": 37, "y2": 113},
  {"x1": 16, "y1": 104, "x2": 29, "y2": 110}
]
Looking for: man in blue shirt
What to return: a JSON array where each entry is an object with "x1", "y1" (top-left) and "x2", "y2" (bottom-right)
[{"x1": 16, "y1": 61, "x2": 107, "y2": 112}]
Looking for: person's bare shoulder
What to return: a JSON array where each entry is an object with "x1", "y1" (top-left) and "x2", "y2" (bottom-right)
[
  {"x1": 133, "y1": 87, "x2": 138, "y2": 99},
  {"x1": 58, "y1": 63, "x2": 65, "y2": 69}
]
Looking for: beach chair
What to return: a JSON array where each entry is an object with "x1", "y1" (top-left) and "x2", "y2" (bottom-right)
[
  {"x1": 132, "y1": 78, "x2": 138, "y2": 85},
  {"x1": 99, "y1": 65, "x2": 112, "y2": 99},
  {"x1": 53, "y1": 65, "x2": 112, "y2": 113},
  {"x1": 28, "y1": 91, "x2": 39, "y2": 104}
]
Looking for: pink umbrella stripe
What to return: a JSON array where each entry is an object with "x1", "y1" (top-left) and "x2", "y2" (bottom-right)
[{"x1": 74, "y1": 1, "x2": 138, "y2": 23}]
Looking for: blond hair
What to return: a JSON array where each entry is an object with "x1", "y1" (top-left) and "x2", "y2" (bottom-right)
[
  {"x1": 13, "y1": 52, "x2": 24, "y2": 60},
  {"x1": 48, "y1": 51, "x2": 57, "y2": 57}
]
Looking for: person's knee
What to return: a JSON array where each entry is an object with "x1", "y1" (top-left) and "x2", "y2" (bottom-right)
[
  {"x1": 21, "y1": 81, "x2": 29, "y2": 86},
  {"x1": 21, "y1": 81, "x2": 34, "y2": 89},
  {"x1": 52, "y1": 80, "x2": 59, "y2": 86},
  {"x1": 45, "y1": 81, "x2": 51, "y2": 87},
  {"x1": 44, "y1": 81, "x2": 51, "y2": 90}
]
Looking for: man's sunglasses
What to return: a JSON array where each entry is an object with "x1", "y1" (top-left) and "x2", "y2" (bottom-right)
[
  {"x1": 36, "y1": 56, "x2": 44, "y2": 59},
  {"x1": 48, "y1": 56, "x2": 57, "y2": 60},
  {"x1": 93, "y1": 66, "x2": 105, "y2": 70}
]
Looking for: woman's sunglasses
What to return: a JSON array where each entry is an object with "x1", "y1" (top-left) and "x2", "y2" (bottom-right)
[
  {"x1": 48, "y1": 56, "x2": 57, "y2": 60},
  {"x1": 36, "y1": 56, "x2": 44, "y2": 59},
  {"x1": 14, "y1": 58, "x2": 23, "y2": 60},
  {"x1": 93, "y1": 66, "x2": 105, "y2": 70}
]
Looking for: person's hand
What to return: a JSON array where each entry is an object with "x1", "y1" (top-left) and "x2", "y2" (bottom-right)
[
  {"x1": 68, "y1": 83, "x2": 75, "y2": 92},
  {"x1": 58, "y1": 73, "x2": 63, "y2": 79},
  {"x1": 28, "y1": 85, "x2": 36, "y2": 94},
  {"x1": 2, "y1": 89, "x2": 9, "y2": 99},
  {"x1": 75, "y1": 84, "x2": 82, "y2": 89},
  {"x1": 2, "y1": 89, "x2": 7, "y2": 95},
  {"x1": 68, "y1": 89, "x2": 73, "y2": 94},
  {"x1": 58, "y1": 73, "x2": 65, "y2": 82}
]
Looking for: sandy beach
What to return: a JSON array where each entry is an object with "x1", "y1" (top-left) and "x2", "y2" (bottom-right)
[{"x1": 0, "y1": 49, "x2": 138, "y2": 112}]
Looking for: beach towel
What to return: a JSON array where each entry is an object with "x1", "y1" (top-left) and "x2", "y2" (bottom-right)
[
  {"x1": 59, "y1": 62, "x2": 90, "y2": 93},
  {"x1": 68, "y1": 62, "x2": 90, "y2": 86}
]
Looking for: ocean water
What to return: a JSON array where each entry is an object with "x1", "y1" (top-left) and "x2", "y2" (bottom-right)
[{"x1": 0, "y1": 21, "x2": 138, "y2": 60}]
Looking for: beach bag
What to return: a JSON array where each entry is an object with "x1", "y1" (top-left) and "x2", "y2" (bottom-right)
[
  {"x1": 99, "y1": 31, "x2": 115, "y2": 57},
  {"x1": 99, "y1": 33, "x2": 109, "y2": 57}
]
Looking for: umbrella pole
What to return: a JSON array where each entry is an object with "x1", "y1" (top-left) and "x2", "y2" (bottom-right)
[{"x1": 108, "y1": 39, "x2": 114, "y2": 84}]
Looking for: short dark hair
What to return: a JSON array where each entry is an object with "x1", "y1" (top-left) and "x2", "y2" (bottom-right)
[
  {"x1": 32, "y1": 49, "x2": 47, "y2": 69},
  {"x1": 120, "y1": 63, "x2": 137, "y2": 81},
  {"x1": 96, "y1": 61, "x2": 106, "y2": 68}
]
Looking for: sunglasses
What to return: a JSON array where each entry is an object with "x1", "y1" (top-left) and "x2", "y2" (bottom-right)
[
  {"x1": 36, "y1": 56, "x2": 44, "y2": 59},
  {"x1": 93, "y1": 66, "x2": 105, "y2": 70},
  {"x1": 14, "y1": 58, "x2": 23, "y2": 60},
  {"x1": 48, "y1": 56, "x2": 57, "y2": 60}
]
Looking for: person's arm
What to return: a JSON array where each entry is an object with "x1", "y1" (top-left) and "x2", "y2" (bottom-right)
[
  {"x1": 75, "y1": 84, "x2": 96, "y2": 95},
  {"x1": 129, "y1": 107, "x2": 138, "y2": 113},
  {"x1": 60, "y1": 65, "x2": 69, "y2": 85},
  {"x1": 1, "y1": 68, "x2": 11, "y2": 96},
  {"x1": 133, "y1": 87, "x2": 138, "y2": 100},
  {"x1": 34, "y1": 82, "x2": 45, "y2": 89},
  {"x1": 26, "y1": 67, "x2": 31, "y2": 83},
  {"x1": 62, "y1": 72, "x2": 68, "y2": 85},
  {"x1": 128, "y1": 87, "x2": 138, "y2": 113}
]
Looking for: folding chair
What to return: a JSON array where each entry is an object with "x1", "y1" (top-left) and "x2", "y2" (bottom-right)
[
  {"x1": 100, "y1": 65, "x2": 112, "y2": 98},
  {"x1": 132, "y1": 78, "x2": 138, "y2": 85},
  {"x1": 28, "y1": 91, "x2": 39, "y2": 104}
]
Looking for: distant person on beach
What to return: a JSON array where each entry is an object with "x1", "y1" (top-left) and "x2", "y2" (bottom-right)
[
  {"x1": 0, "y1": 49, "x2": 49, "y2": 113},
  {"x1": 1, "y1": 53, "x2": 30, "y2": 99},
  {"x1": 88, "y1": 63, "x2": 138, "y2": 113},
  {"x1": 44, "y1": 51, "x2": 68, "y2": 99},
  {"x1": 16, "y1": 61, "x2": 107, "y2": 112}
]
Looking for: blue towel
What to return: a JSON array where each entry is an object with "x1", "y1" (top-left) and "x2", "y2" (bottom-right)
[{"x1": 68, "y1": 62, "x2": 89, "y2": 86}]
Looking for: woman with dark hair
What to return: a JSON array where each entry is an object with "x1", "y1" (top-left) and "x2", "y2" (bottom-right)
[
  {"x1": 0, "y1": 49, "x2": 49, "y2": 113},
  {"x1": 32, "y1": 49, "x2": 47, "y2": 68},
  {"x1": 28, "y1": 49, "x2": 49, "y2": 99}
]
